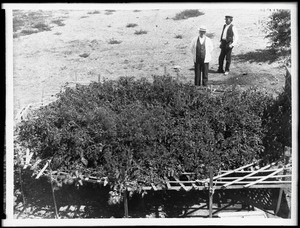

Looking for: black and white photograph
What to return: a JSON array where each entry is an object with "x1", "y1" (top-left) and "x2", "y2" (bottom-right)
[{"x1": 3, "y1": 2, "x2": 298, "y2": 226}]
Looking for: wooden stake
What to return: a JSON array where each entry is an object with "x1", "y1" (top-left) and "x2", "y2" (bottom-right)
[
  {"x1": 19, "y1": 167, "x2": 26, "y2": 206},
  {"x1": 209, "y1": 166, "x2": 213, "y2": 218},
  {"x1": 123, "y1": 188, "x2": 129, "y2": 218},
  {"x1": 275, "y1": 149, "x2": 289, "y2": 215},
  {"x1": 98, "y1": 74, "x2": 101, "y2": 83},
  {"x1": 164, "y1": 66, "x2": 167, "y2": 75},
  {"x1": 49, "y1": 161, "x2": 60, "y2": 219}
]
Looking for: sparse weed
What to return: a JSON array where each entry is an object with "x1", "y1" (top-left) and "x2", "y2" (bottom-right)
[
  {"x1": 20, "y1": 29, "x2": 39, "y2": 35},
  {"x1": 126, "y1": 23, "x2": 138, "y2": 28},
  {"x1": 105, "y1": 10, "x2": 116, "y2": 15},
  {"x1": 87, "y1": 10, "x2": 100, "y2": 14},
  {"x1": 32, "y1": 22, "x2": 51, "y2": 31},
  {"x1": 134, "y1": 29, "x2": 148, "y2": 35},
  {"x1": 108, "y1": 38, "x2": 122, "y2": 44},
  {"x1": 51, "y1": 19, "x2": 65, "y2": 26},
  {"x1": 175, "y1": 34, "x2": 183, "y2": 39}
]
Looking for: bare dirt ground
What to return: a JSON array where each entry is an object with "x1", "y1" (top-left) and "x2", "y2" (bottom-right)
[{"x1": 12, "y1": 8, "x2": 287, "y2": 118}]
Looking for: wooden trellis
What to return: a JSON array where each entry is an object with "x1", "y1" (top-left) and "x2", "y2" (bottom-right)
[{"x1": 18, "y1": 149, "x2": 292, "y2": 218}]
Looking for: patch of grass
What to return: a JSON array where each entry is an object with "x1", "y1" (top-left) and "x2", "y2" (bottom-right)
[
  {"x1": 32, "y1": 22, "x2": 51, "y2": 31},
  {"x1": 13, "y1": 17, "x2": 26, "y2": 32},
  {"x1": 87, "y1": 10, "x2": 100, "y2": 14},
  {"x1": 51, "y1": 19, "x2": 65, "y2": 26},
  {"x1": 80, "y1": 16, "x2": 89, "y2": 19},
  {"x1": 79, "y1": 53, "x2": 90, "y2": 58},
  {"x1": 54, "y1": 32, "x2": 62, "y2": 35},
  {"x1": 134, "y1": 29, "x2": 148, "y2": 35},
  {"x1": 105, "y1": 10, "x2": 116, "y2": 15},
  {"x1": 133, "y1": 10, "x2": 141, "y2": 12},
  {"x1": 173, "y1": 9, "x2": 204, "y2": 20},
  {"x1": 126, "y1": 23, "x2": 138, "y2": 28},
  {"x1": 108, "y1": 38, "x2": 122, "y2": 44},
  {"x1": 174, "y1": 34, "x2": 183, "y2": 39},
  {"x1": 20, "y1": 29, "x2": 39, "y2": 35}
]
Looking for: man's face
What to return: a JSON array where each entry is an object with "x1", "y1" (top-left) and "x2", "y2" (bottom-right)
[
  {"x1": 225, "y1": 18, "x2": 232, "y2": 25},
  {"x1": 199, "y1": 31, "x2": 206, "y2": 37}
]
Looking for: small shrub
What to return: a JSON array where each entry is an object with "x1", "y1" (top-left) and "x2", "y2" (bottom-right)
[
  {"x1": 20, "y1": 29, "x2": 39, "y2": 35},
  {"x1": 87, "y1": 10, "x2": 100, "y2": 14},
  {"x1": 32, "y1": 22, "x2": 51, "y2": 31},
  {"x1": 13, "y1": 17, "x2": 26, "y2": 32},
  {"x1": 134, "y1": 29, "x2": 147, "y2": 35},
  {"x1": 174, "y1": 34, "x2": 183, "y2": 39},
  {"x1": 51, "y1": 19, "x2": 65, "y2": 26},
  {"x1": 80, "y1": 16, "x2": 89, "y2": 19},
  {"x1": 79, "y1": 53, "x2": 90, "y2": 58},
  {"x1": 126, "y1": 23, "x2": 138, "y2": 28},
  {"x1": 108, "y1": 38, "x2": 122, "y2": 44},
  {"x1": 173, "y1": 9, "x2": 204, "y2": 20},
  {"x1": 105, "y1": 10, "x2": 116, "y2": 15},
  {"x1": 133, "y1": 10, "x2": 141, "y2": 12}
]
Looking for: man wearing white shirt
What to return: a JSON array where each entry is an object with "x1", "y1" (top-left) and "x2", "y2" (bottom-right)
[
  {"x1": 190, "y1": 26, "x2": 214, "y2": 86},
  {"x1": 218, "y1": 15, "x2": 238, "y2": 75}
]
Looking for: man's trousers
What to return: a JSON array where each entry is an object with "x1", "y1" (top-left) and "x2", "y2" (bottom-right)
[
  {"x1": 218, "y1": 40, "x2": 233, "y2": 72},
  {"x1": 194, "y1": 61, "x2": 209, "y2": 86}
]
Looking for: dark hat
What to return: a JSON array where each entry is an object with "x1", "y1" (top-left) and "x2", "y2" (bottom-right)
[{"x1": 225, "y1": 15, "x2": 233, "y2": 19}]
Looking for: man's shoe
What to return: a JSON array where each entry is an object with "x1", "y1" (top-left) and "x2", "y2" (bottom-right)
[
  {"x1": 217, "y1": 69, "x2": 225, "y2": 73},
  {"x1": 224, "y1": 71, "x2": 229, "y2": 75}
]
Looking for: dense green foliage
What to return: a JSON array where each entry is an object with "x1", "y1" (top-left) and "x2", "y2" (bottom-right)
[
  {"x1": 16, "y1": 75, "x2": 287, "y2": 195},
  {"x1": 264, "y1": 10, "x2": 291, "y2": 51},
  {"x1": 262, "y1": 85, "x2": 291, "y2": 163}
]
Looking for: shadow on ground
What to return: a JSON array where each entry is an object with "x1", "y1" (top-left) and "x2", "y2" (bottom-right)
[{"x1": 232, "y1": 48, "x2": 290, "y2": 64}]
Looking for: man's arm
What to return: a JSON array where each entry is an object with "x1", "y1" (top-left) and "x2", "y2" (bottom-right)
[{"x1": 230, "y1": 26, "x2": 238, "y2": 47}]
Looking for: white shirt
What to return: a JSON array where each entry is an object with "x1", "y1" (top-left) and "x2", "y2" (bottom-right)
[
  {"x1": 199, "y1": 36, "x2": 205, "y2": 44},
  {"x1": 222, "y1": 23, "x2": 239, "y2": 47},
  {"x1": 190, "y1": 35, "x2": 214, "y2": 63}
]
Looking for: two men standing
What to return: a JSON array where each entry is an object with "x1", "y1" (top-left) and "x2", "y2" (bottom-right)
[{"x1": 191, "y1": 15, "x2": 238, "y2": 87}]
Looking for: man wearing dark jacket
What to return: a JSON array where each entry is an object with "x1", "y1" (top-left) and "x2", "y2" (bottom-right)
[{"x1": 218, "y1": 15, "x2": 239, "y2": 75}]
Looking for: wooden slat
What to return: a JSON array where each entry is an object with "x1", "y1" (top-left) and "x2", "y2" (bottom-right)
[
  {"x1": 212, "y1": 180, "x2": 291, "y2": 185},
  {"x1": 174, "y1": 177, "x2": 188, "y2": 191},
  {"x1": 200, "y1": 161, "x2": 259, "y2": 183},
  {"x1": 218, "y1": 174, "x2": 291, "y2": 180},
  {"x1": 222, "y1": 160, "x2": 278, "y2": 188},
  {"x1": 185, "y1": 173, "x2": 198, "y2": 189},
  {"x1": 164, "y1": 176, "x2": 172, "y2": 189},
  {"x1": 151, "y1": 183, "x2": 158, "y2": 191},
  {"x1": 244, "y1": 167, "x2": 285, "y2": 188},
  {"x1": 168, "y1": 180, "x2": 197, "y2": 184},
  {"x1": 36, "y1": 161, "x2": 49, "y2": 179}
]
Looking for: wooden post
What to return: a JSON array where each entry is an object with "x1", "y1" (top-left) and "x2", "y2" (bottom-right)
[
  {"x1": 123, "y1": 188, "x2": 129, "y2": 218},
  {"x1": 49, "y1": 161, "x2": 60, "y2": 219},
  {"x1": 98, "y1": 74, "x2": 101, "y2": 83},
  {"x1": 164, "y1": 66, "x2": 167, "y2": 75},
  {"x1": 275, "y1": 147, "x2": 290, "y2": 215},
  {"x1": 209, "y1": 166, "x2": 214, "y2": 218}
]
